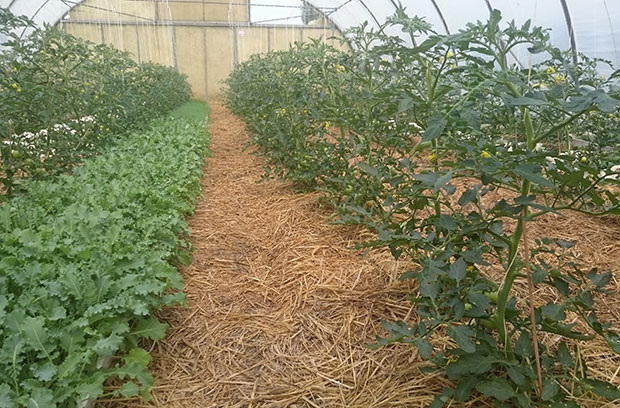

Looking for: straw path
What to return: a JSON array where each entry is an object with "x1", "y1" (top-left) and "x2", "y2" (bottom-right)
[{"x1": 100, "y1": 105, "x2": 619, "y2": 407}]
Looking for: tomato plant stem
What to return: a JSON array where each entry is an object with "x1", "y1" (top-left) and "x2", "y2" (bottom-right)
[{"x1": 496, "y1": 105, "x2": 535, "y2": 349}]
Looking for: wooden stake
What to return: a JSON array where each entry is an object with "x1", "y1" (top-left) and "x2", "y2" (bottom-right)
[{"x1": 522, "y1": 214, "x2": 544, "y2": 396}]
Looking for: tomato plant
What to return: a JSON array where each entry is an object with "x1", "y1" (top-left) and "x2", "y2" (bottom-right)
[
  {"x1": 226, "y1": 6, "x2": 620, "y2": 406},
  {"x1": 0, "y1": 7, "x2": 192, "y2": 197}
]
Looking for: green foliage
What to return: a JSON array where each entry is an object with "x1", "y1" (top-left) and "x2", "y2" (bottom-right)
[
  {"x1": 169, "y1": 100, "x2": 211, "y2": 121},
  {"x1": 225, "y1": 7, "x2": 620, "y2": 407},
  {"x1": 0, "y1": 7, "x2": 192, "y2": 197},
  {"x1": 0, "y1": 111, "x2": 210, "y2": 406}
]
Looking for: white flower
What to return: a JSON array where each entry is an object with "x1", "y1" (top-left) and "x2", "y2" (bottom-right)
[
  {"x1": 600, "y1": 165, "x2": 620, "y2": 180},
  {"x1": 52, "y1": 123, "x2": 70, "y2": 132},
  {"x1": 408, "y1": 121, "x2": 422, "y2": 129}
]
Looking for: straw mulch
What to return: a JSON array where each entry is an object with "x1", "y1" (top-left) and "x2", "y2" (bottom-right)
[{"x1": 99, "y1": 105, "x2": 619, "y2": 407}]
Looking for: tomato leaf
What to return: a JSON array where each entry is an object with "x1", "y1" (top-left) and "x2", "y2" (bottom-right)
[
  {"x1": 422, "y1": 116, "x2": 447, "y2": 142},
  {"x1": 476, "y1": 378, "x2": 515, "y2": 401},
  {"x1": 447, "y1": 325, "x2": 476, "y2": 353}
]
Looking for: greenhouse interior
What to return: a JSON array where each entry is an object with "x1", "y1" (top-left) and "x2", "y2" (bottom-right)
[{"x1": 1, "y1": 1, "x2": 620, "y2": 407}]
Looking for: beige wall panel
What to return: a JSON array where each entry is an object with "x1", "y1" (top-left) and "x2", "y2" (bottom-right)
[
  {"x1": 271, "y1": 27, "x2": 302, "y2": 52},
  {"x1": 301, "y1": 27, "x2": 333, "y2": 44},
  {"x1": 204, "y1": 1, "x2": 248, "y2": 22},
  {"x1": 175, "y1": 27, "x2": 208, "y2": 100},
  {"x1": 63, "y1": 23, "x2": 141, "y2": 61},
  {"x1": 237, "y1": 27, "x2": 270, "y2": 63},
  {"x1": 119, "y1": 25, "x2": 140, "y2": 62},
  {"x1": 101, "y1": 23, "x2": 123, "y2": 48},
  {"x1": 70, "y1": 0, "x2": 157, "y2": 23},
  {"x1": 157, "y1": 2, "x2": 203, "y2": 21},
  {"x1": 68, "y1": 0, "x2": 116, "y2": 21},
  {"x1": 137, "y1": 25, "x2": 174, "y2": 66},
  {"x1": 155, "y1": 2, "x2": 248, "y2": 22},
  {"x1": 205, "y1": 27, "x2": 233, "y2": 99},
  {"x1": 63, "y1": 24, "x2": 102, "y2": 44},
  {"x1": 62, "y1": 0, "x2": 345, "y2": 101}
]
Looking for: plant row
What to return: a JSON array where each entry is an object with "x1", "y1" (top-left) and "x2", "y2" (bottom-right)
[
  {"x1": 0, "y1": 109, "x2": 210, "y2": 407},
  {"x1": 226, "y1": 7, "x2": 620, "y2": 407},
  {"x1": 0, "y1": 8, "x2": 192, "y2": 197}
]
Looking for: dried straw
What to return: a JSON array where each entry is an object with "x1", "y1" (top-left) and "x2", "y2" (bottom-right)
[{"x1": 98, "y1": 105, "x2": 619, "y2": 407}]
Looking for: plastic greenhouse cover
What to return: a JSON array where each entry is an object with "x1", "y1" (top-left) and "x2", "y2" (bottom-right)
[
  {"x1": 3, "y1": 0, "x2": 620, "y2": 72},
  {"x1": 307, "y1": 0, "x2": 620, "y2": 72},
  {"x1": 1, "y1": 0, "x2": 71, "y2": 41}
]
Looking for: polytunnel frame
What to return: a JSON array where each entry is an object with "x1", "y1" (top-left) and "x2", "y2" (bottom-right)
[
  {"x1": 306, "y1": 0, "x2": 579, "y2": 64},
  {"x1": 0, "y1": 0, "x2": 595, "y2": 66},
  {"x1": 2, "y1": 1, "x2": 347, "y2": 38}
]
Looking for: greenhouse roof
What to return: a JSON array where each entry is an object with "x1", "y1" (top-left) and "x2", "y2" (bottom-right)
[
  {"x1": 2, "y1": 0, "x2": 620, "y2": 68},
  {"x1": 307, "y1": 0, "x2": 620, "y2": 68}
]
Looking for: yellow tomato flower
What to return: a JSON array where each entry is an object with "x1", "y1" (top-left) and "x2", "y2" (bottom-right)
[
  {"x1": 480, "y1": 150, "x2": 492, "y2": 158},
  {"x1": 554, "y1": 73, "x2": 566, "y2": 84},
  {"x1": 429, "y1": 152, "x2": 438, "y2": 164},
  {"x1": 546, "y1": 66, "x2": 556, "y2": 74},
  {"x1": 446, "y1": 51, "x2": 453, "y2": 58},
  {"x1": 16, "y1": 88, "x2": 21, "y2": 93},
  {"x1": 324, "y1": 121, "x2": 331, "y2": 129},
  {"x1": 11, "y1": 83, "x2": 18, "y2": 89},
  {"x1": 335, "y1": 64, "x2": 346, "y2": 72}
]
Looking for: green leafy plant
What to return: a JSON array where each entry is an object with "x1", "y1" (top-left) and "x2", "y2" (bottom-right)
[
  {"x1": 226, "y1": 7, "x2": 620, "y2": 407},
  {"x1": 0, "y1": 7, "x2": 192, "y2": 197},
  {"x1": 0, "y1": 108, "x2": 210, "y2": 406}
]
